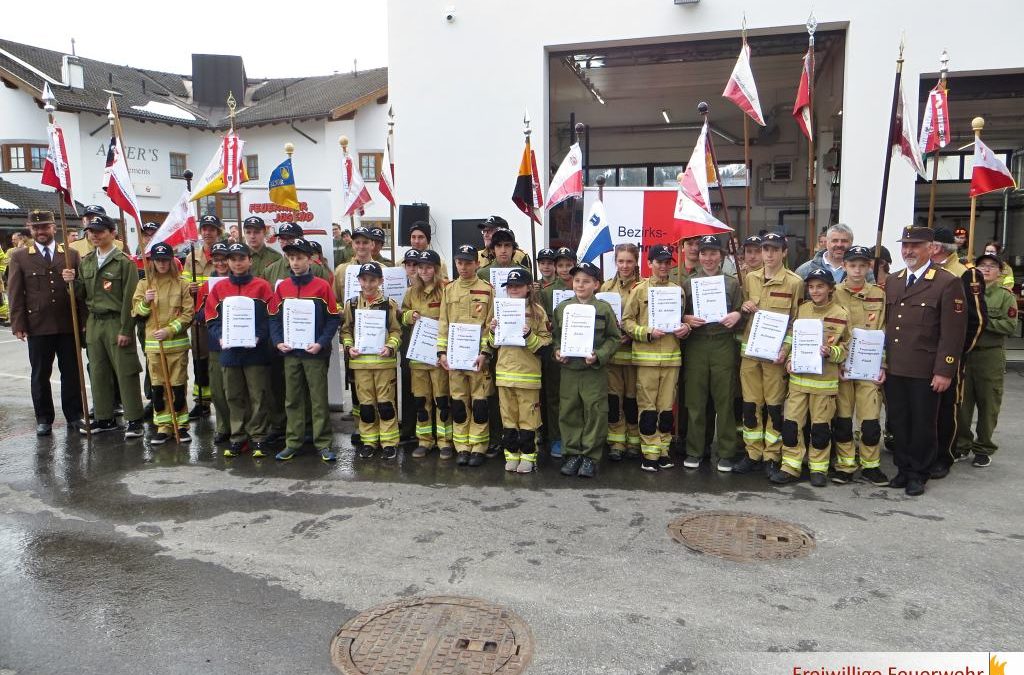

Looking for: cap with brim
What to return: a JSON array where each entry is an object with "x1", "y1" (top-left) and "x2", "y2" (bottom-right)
[
  {"x1": 647, "y1": 245, "x2": 675, "y2": 262},
  {"x1": 199, "y1": 215, "x2": 223, "y2": 229},
  {"x1": 569, "y1": 261, "x2": 602, "y2": 282},
  {"x1": 83, "y1": 204, "x2": 107, "y2": 217},
  {"x1": 698, "y1": 235, "x2": 722, "y2": 251},
  {"x1": 742, "y1": 235, "x2": 763, "y2": 247},
  {"x1": 554, "y1": 247, "x2": 576, "y2": 262},
  {"x1": 897, "y1": 226, "x2": 934, "y2": 243},
  {"x1": 933, "y1": 227, "x2": 955, "y2": 245},
  {"x1": 277, "y1": 222, "x2": 303, "y2": 238},
  {"x1": 478, "y1": 215, "x2": 508, "y2": 230},
  {"x1": 843, "y1": 246, "x2": 873, "y2": 262},
  {"x1": 537, "y1": 248, "x2": 557, "y2": 261},
  {"x1": 805, "y1": 268, "x2": 835, "y2": 286},
  {"x1": 243, "y1": 216, "x2": 265, "y2": 229},
  {"x1": 403, "y1": 249, "x2": 422, "y2": 263},
  {"x1": 28, "y1": 210, "x2": 55, "y2": 226},
  {"x1": 141, "y1": 221, "x2": 160, "y2": 233},
  {"x1": 760, "y1": 232, "x2": 787, "y2": 248},
  {"x1": 227, "y1": 242, "x2": 251, "y2": 257},
  {"x1": 211, "y1": 242, "x2": 230, "y2": 257},
  {"x1": 503, "y1": 268, "x2": 533, "y2": 286},
  {"x1": 975, "y1": 253, "x2": 1002, "y2": 267},
  {"x1": 149, "y1": 242, "x2": 174, "y2": 260},
  {"x1": 417, "y1": 249, "x2": 441, "y2": 266},
  {"x1": 84, "y1": 215, "x2": 115, "y2": 231},
  {"x1": 356, "y1": 262, "x2": 383, "y2": 278},
  {"x1": 310, "y1": 241, "x2": 323, "y2": 256},
  {"x1": 454, "y1": 244, "x2": 478, "y2": 261},
  {"x1": 351, "y1": 226, "x2": 372, "y2": 241},
  {"x1": 490, "y1": 228, "x2": 516, "y2": 246},
  {"x1": 368, "y1": 228, "x2": 387, "y2": 243},
  {"x1": 282, "y1": 238, "x2": 313, "y2": 255}
]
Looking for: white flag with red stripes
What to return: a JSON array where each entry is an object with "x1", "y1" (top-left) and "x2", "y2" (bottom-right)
[
  {"x1": 722, "y1": 42, "x2": 766, "y2": 126},
  {"x1": 101, "y1": 135, "x2": 142, "y2": 228},
  {"x1": 145, "y1": 189, "x2": 198, "y2": 253},
  {"x1": 342, "y1": 154, "x2": 373, "y2": 216},
  {"x1": 379, "y1": 134, "x2": 396, "y2": 207},
  {"x1": 970, "y1": 139, "x2": 1016, "y2": 197},
  {"x1": 41, "y1": 122, "x2": 76, "y2": 214},
  {"x1": 672, "y1": 123, "x2": 731, "y2": 239},
  {"x1": 892, "y1": 77, "x2": 927, "y2": 179},
  {"x1": 918, "y1": 81, "x2": 950, "y2": 155},
  {"x1": 545, "y1": 142, "x2": 583, "y2": 210},
  {"x1": 792, "y1": 49, "x2": 812, "y2": 141}
]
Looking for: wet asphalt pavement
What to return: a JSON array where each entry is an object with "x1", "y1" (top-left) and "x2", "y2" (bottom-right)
[{"x1": 0, "y1": 328, "x2": 1022, "y2": 674}]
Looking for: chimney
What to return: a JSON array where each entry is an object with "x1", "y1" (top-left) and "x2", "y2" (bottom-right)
[
  {"x1": 62, "y1": 55, "x2": 84, "y2": 90},
  {"x1": 191, "y1": 54, "x2": 247, "y2": 108}
]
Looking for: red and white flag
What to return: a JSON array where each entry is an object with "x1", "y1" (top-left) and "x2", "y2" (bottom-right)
[
  {"x1": 102, "y1": 135, "x2": 142, "y2": 227},
  {"x1": 722, "y1": 42, "x2": 765, "y2": 126},
  {"x1": 379, "y1": 134, "x2": 396, "y2": 207},
  {"x1": 672, "y1": 123, "x2": 731, "y2": 239},
  {"x1": 41, "y1": 122, "x2": 76, "y2": 214},
  {"x1": 919, "y1": 81, "x2": 950, "y2": 155},
  {"x1": 145, "y1": 189, "x2": 198, "y2": 253},
  {"x1": 970, "y1": 138, "x2": 1016, "y2": 197},
  {"x1": 892, "y1": 78, "x2": 927, "y2": 179},
  {"x1": 341, "y1": 153, "x2": 373, "y2": 216},
  {"x1": 222, "y1": 133, "x2": 243, "y2": 192},
  {"x1": 545, "y1": 142, "x2": 583, "y2": 210},
  {"x1": 792, "y1": 49, "x2": 813, "y2": 141}
]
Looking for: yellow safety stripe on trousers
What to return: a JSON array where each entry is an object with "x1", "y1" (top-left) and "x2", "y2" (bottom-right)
[
  {"x1": 146, "y1": 337, "x2": 191, "y2": 351},
  {"x1": 783, "y1": 335, "x2": 793, "y2": 344},
  {"x1": 860, "y1": 458, "x2": 881, "y2": 468},
  {"x1": 467, "y1": 432, "x2": 490, "y2": 442},
  {"x1": 764, "y1": 430, "x2": 781, "y2": 443},
  {"x1": 519, "y1": 452, "x2": 537, "y2": 463},
  {"x1": 415, "y1": 424, "x2": 435, "y2": 436},
  {"x1": 191, "y1": 384, "x2": 211, "y2": 397},
  {"x1": 495, "y1": 371, "x2": 542, "y2": 384},
  {"x1": 153, "y1": 411, "x2": 174, "y2": 424},
  {"x1": 439, "y1": 424, "x2": 453, "y2": 435},
  {"x1": 350, "y1": 355, "x2": 399, "y2": 366},
  {"x1": 631, "y1": 350, "x2": 681, "y2": 363},
  {"x1": 135, "y1": 301, "x2": 152, "y2": 317},
  {"x1": 610, "y1": 353, "x2": 634, "y2": 365},
  {"x1": 789, "y1": 375, "x2": 839, "y2": 390},
  {"x1": 504, "y1": 450, "x2": 520, "y2": 461},
  {"x1": 607, "y1": 432, "x2": 627, "y2": 443},
  {"x1": 808, "y1": 460, "x2": 829, "y2": 472},
  {"x1": 835, "y1": 455, "x2": 858, "y2": 467},
  {"x1": 782, "y1": 455, "x2": 803, "y2": 470},
  {"x1": 742, "y1": 429, "x2": 765, "y2": 441}
]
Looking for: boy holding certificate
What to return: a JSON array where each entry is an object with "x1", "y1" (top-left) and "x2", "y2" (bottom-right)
[
  {"x1": 485, "y1": 268, "x2": 551, "y2": 473},
  {"x1": 341, "y1": 262, "x2": 403, "y2": 459},
  {"x1": 553, "y1": 262, "x2": 621, "y2": 478},
  {"x1": 599, "y1": 243, "x2": 643, "y2": 461},
  {"x1": 437, "y1": 245, "x2": 494, "y2": 466},
  {"x1": 401, "y1": 249, "x2": 454, "y2": 459},
  {"x1": 205, "y1": 243, "x2": 278, "y2": 458},
  {"x1": 771, "y1": 268, "x2": 851, "y2": 487},
  {"x1": 621, "y1": 245, "x2": 689, "y2": 472},
  {"x1": 733, "y1": 232, "x2": 805, "y2": 476},
  {"x1": 540, "y1": 246, "x2": 576, "y2": 459},
  {"x1": 270, "y1": 238, "x2": 342, "y2": 462},
  {"x1": 832, "y1": 246, "x2": 889, "y2": 486}
]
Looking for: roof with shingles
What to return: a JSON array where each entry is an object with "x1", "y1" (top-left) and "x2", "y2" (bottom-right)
[{"x1": 0, "y1": 178, "x2": 86, "y2": 217}]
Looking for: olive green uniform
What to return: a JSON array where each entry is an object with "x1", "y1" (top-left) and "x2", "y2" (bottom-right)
[
  {"x1": 600, "y1": 274, "x2": 642, "y2": 453},
  {"x1": 248, "y1": 245, "x2": 283, "y2": 280}
]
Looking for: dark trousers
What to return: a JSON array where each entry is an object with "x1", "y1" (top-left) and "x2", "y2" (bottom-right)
[
  {"x1": 28, "y1": 333, "x2": 84, "y2": 424},
  {"x1": 885, "y1": 375, "x2": 940, "y2": 482},
  {"x1": 934, "y1": 361, "x2": 966, "y2": 469}
]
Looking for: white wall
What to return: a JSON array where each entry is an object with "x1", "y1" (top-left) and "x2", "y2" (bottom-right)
[{"x1": 388, "y1": 0, "x2": 1023, "y2": 266}]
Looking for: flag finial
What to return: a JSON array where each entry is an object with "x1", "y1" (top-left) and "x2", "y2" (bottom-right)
[
  {"x1": 806, "y1": 12, "x2": 817, "y2": 36},
  {"x1": 387, "y1": 106, "x2": 395, "y2": 130},
  {"x1": 574, "y1": 122, "x2": 585, "y2": 143},
  {"x1": 741, "y1": 13, "x2": 747, "y2": 40},
  {"x1": 972, "y1": 116, "x2": 985, "y2": 133},
  {"x1": 42, "y1": 83, "x2": 56, "y2": 114},
  {"x1": 697, "y1": 101, "x2": 710, "y2": 116},
  {"x1": 940, "y1": 49, "x2": 949, "y2": 74},
  {"x1": 284, "y1": 142, "x2": 294, "y2": 158},
  {"x1": 339, "y1": 136, "x2": 350, "y2": 153},
  {"x1": 523, "y1": 111, "x2": 532, "y2": 139}
]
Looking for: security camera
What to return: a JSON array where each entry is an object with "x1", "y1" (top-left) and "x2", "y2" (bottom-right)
[{"x1": 444, "y1": 7, "x2": 456, "y2": 22}]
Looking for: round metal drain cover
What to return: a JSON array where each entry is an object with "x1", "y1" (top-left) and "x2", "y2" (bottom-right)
[
  {"x1": 330, "y1": 595, "x2": 533, "y2": 674},
  {"x1": 667, "y1": 510, "x2": 815, "y2": 562}
]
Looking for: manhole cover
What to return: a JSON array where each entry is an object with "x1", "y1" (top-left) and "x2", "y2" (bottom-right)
[
  {"x1": 667, "y1": 510, "x2": 815, "y2": 562},
  {"x1": 330, "y1": 595, "x2": 533, "y2": 674}
]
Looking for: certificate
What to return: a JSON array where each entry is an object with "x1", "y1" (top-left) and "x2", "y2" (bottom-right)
[
  {"x1": 493, "y1": 297, "x2": 526, "y2": 346},
  {"x1": 560, "y1": 303, "x2": 596, "y2": 358},
  {"x1": 283, "y1": 298, "x2": 316, "y2": 348},
  {"x1": 221, "y1": 296, "x2": 257, "y2": 348},
  {"x1": 744, "y1": 310, "x2": 789, "y2": 361},
  {"x1": 691, "y1": 275, "x2": 728, "y2": 323},
  {"x1": 382, "y1": 267, "x2": 409, "y2": 307},
  {"x1": 447, "y1": 322, "x2": 482, "y2": 371},
  {"x1": 354, "y1": 309, "x2": 387, "y2": 353},
  {"x1": 844, "y1": 328, "x2": 884, "y2": 381},
  {"x1": 790, "y1": 318, "x2": 824, "y2": 375},
  {"x1": 343, "y1": 264, "x2": 361, "y2": 302},
  {"x1": 595, "y1": 292, "x2": 622, "y2": 322},
  {"x1": 406, "y1": 316, "x2": 440, "y2": 366},
  {"x1": 552, "y1": 289, "x2": 575, "y2": 310},
  {"x1": 647, "y1": 286, "x2": 681, "y2": 331},
  {"x1": 489, "y1": 268, "x2": 515, "y2": 299}
]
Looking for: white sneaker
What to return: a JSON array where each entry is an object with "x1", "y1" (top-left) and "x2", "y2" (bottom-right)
[
  {"x1": 683, "y1": 456, "x2": 702, "y2": 469},
  {"x1": 505, "y1": 459, "x2": 520, "y2": 472}
]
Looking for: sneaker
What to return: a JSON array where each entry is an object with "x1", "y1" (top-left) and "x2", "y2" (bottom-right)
[
  {"x1": 321, "y1": 448, "x2": 338, "y2": 462},
  {"x1": 625, "y1": 448, "x2": 642, "y2": 460},
  {"x1": 467, "y1": 453, "x2": 485, "y2": 467},
  {"x1": 516, "y1": 460, "x2": 534, "y2": 474},
  {"x1": 640, "y1": 458, "x2": 660, "y2": 473},
  {"x1": 765, "y1": 459, "x2": 781, "y2": 477},
  {"x1": 607, "y1": 449, "x2": 623, "y2": 462},
  {"x1": 972, "y1": 453, "x2": 991, "y2": 467},
  {"x1": 382, "y1": 446, "x2": 398, "y2": 460},
  {"x1": 124, "y1": 419, "x2": 145, "y2": 439},
  {"x1": 682, "y1": 456, "x2": 700, "y2": 469},
  {"x1": 769, "y1": 468, "x2": 797, "y2": 484},
  {"x1": 485, "y1": 443, "x2": 501, "y2": 459},
  {"x1": 953, "y1": 450, "x2": 972, "y2": 463},
  {"x1": 357, "y1": 445, "x2": 376, "y2": 459},
  {"x1": 549, "y1": 441, "x2": 563, "y2": 459},
  {"x1": 731, "y1": 456, "x2": 763, "y2": 474},
  {"x1": 809, "y1": 472, "x2": 828, "y2": 488},
  {"x1": 716, "y1": 458, "x2": 735, "y2": 473},
  {"x1": 412, "y1": 446, "x2": 430, "y2": 458},
  {"x1": 177, "y1": 428, "x2": 192, "y2": 444},
  {"x1": 905, "y1": 478, "x2": 925, "y2": 496},
  {"x1": 439, "y1": 447, "x2": 455, "y2": 460},
  {"x1": 150, "y1": 432, "x2": 169, "y2": 445},
  {"x1": 505, "y1": 459, "x2": 520, "y2": 472},
  {"x1": 84, "y1": 419, "x2": 118, "y2": 435},
  {"x1": 659, "y1": 456, "x2": 676, "y2": 470},
  {"x1": 252, "y1": 442, "x2": 267, "y2": 458},
  {"x1": 456, "y1": 451, "x2": 471, "y2": 466},
  {"x1": 276, "y1": 447, "x2": 299, "y2": 461},
  {"x1": 560, "y1": 455, "x2": 583, "y2": 476},
  {"x1": 577, "y1": 457, "x2": 597, "y2": 478},
  {"x1": 188, "y1": 404, "x2": 210, "y2": 420},
  {"x1": 831, "y1": 471, "x2": 856, "y2": 485},
  {"x1": 860, "y1": 467, "x2": 890, "y2": 486},
  {"x1": 224, "y1": 441, "x2": 249, "y2": 458}
]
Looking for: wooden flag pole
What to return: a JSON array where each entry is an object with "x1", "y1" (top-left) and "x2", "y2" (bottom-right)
[
  {"x1": 106, "y1": 100, "x2": 129, "y2": 246},
  {"x1": 967, "y1": 116, "x2": 985, "y2": 261},
  {"x1": 43, "y1": 91, "x2": 91, "y2": 436},
  {"x1": 387, "y1": 108, "x2": 396, "y2": 265},
  {"x1": 873, "y1": 38, "x2": 905, "y2": 280},
  {"x1": 697, "y1": 102, "x2": 741, "y2": 286},
  {"x1": 524, "y1": 115, "x2": 539, "y2": 278},
  {"x1": 926, "y1": 50, "x2": 950, "y2": 229},
  {"x1": 805, "y1": 15, "x2": 818, "y2": 257}
]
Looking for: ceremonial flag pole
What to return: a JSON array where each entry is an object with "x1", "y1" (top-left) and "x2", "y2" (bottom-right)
[
  {"x1": 181, "y1": 166, "x2": 204, "y2": 416},
  {"x1": 924, "y1": 51, "x2": 950, "y2": 228},
  {"x1": 597, "y1": 173, "x2": 606, "y2": 276},
  {"x1": 873, "y1": 38, "x2": 906, "y2": 279},
  {"x1": 967, "y1": 117, "x2": 984, "y2": 261},
  {"x1": 339, "y1": 137, "x2": 357, "y2": 232},
  {"x1": 804, "y1": 15, "x2": 817, "y2": 254},
  {"x1": 697, "y1": 102, "x2": 741, "y2": 286},
  {"x1": 513, "y1": 113, "x2": 544, "y2": 278},
  {"x1": 526, "y1": 117, "x2": 539, "y2": 279},
  {"x1": 386, "y1": 108, "x2": 397, "y2": 265},
  {"x1": 965, "y1": 117, "x2": 1016, "y2": 258},
  {"x1": 41, "y1": 87, "x2": 90, "y2": 437}
]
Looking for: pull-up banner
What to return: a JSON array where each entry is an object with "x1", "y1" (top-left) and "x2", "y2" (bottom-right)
[{"x1": 581, "y1": 187, "x2": 680, "y2": 276}]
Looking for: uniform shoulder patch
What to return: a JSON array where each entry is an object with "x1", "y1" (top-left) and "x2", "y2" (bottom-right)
[
  {"x1": 1009, "y1": 306, "x2": 1018, "y2": 319},
  {"x1": 953, "y1": 298, "x2": 964, "y2": 313}
]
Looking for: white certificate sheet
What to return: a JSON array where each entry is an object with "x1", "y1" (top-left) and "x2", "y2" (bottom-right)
[
  {"x1": 221, "y1": 296, "x2": 257, "y2": 348},
  {"x1": 844, "y1": 328, "x2": 884, "y2": 381},
  {"x1": 447, "y1": 322, "x2": 482, "y2": 371},
  {"x1": 790, "y1": 318, "x2": 824, "y2": 375},
  {"x1": 343, "y1": 264, "x2": 361, "y2": 302},
  {"x1": 560, "y1": 303, "x2": 596, "y2": 358},
  {"x1": 647, "y1": 286, "x2": 682, "y2": 331},
  {"x1": 354, "y1": 309, "x2": 387, "y2": 353},
  {"x1": 489, "y1": 268, "x2": 515, "y2": 299},
  {"x1": 406, "y1": 316, "x2": 440, "y2": 366},
  {"x1": 283, "y1": 298, "x2": 316, "y2": 348},
  {"x1": 595, "y1": 292, "x2": 622, "y2": 322},
  {"x1": 382, "y1": 267, "x2": 409, "y2": 307},
  {"x1": 691, "y1": 275, "x2": 728, "y2": 323},
  {"x1": 493, "y1": 297, "x2": 526, "y2": 346},
  {"x1": 552, "y1": 289, "x2": 575, "y2": 310},
  {"x1": 744, "y1": 310, "x2": 790, "y2": 361}
]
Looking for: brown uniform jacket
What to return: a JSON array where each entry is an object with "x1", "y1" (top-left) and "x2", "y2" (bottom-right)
[
  {"x1": 884, "y1": 264, "x2": 967, "y2": 380},
  {"x1": 8, "y1": 243, "x2": 85, "y2": 336}
]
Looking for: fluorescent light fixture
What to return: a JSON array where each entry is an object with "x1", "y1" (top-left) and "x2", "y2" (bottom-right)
[{"x1": 662, "y1": 109, "x2": 671, "y2": 124}]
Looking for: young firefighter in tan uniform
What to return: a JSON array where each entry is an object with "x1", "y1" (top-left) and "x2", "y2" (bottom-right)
[
  {"x1": 182, "y1": 214, "x2": 222, "y2": 418},
  {"x1": 622, "y1": 244, "x2": 691, "y2": 473},
  {"x1": 771, "y1": 268, "x2": 852, "y2": 487},
  {"x1": 832, "y1": 246, "x2": 889, "y2": 486},
  {"x1": 485, "y1": 267, "x2": 551, "y2": 473},
  {"x1": 132, "y1": 242, "x2": 194, "y2": 444},
  {"x1": 732, "y1": 232, "x2": 804, "y2": 476},
  {"x1": 400, "y1": 249, "x2": 454, "y2": 459},
  {"x1": 437, "y1": 244, "x2": 495, "y2": 467},
  {"x1": 600, "y1": 243, "x2": 642, "y2": 461},
  {"x1": 342, "y1": 261, "x2": 403, "y2": 459}
]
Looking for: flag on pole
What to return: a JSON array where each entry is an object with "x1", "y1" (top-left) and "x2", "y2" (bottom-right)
[
  {"x1": 41, "y1": 122, "x2": 76, "y2": 214},
  {"x1": 792, "y1": 49, "x2": 813, "y2": 141},
  {"x1": 145, "y1": 189, "x2": 198, "y2": 253},
  {"x1": 722, "y1": 42, "x2": 766, "y2": 126},
  {"x1": 672, "y1": 123, "x2": 732, "y2": 239},
  {"x1": 190, "y1": 132, "x2": 250, "y2": 201},
  {"x1": 512, "y1": 137, "x2": 544, "y2": 224},
  {"x1": 892, "y1": 78, "x2": 927, "y2": 178},
  {"x1": 969, "y1": 139, "x2": 1016, "y2": 197},
  {"x1": 341, "y1": 153, "x2": 373, "y2": 216},
  {"x1": 379, "y1": 134, "x2": 396, "y2": 206},
  {"x1": 546, "y1": 142, "x2": 584, "y2": 210},
  {"x1": 101, "y1": 135, "x2": 141, "y2": 225},
  {"x1": 576, "y1": 199, "x2": 614, "y2": 263},
  {"x1": 268, "y1": 157, "x2": 300, "y2": 210},
  {"x1": 919, "y1": 80, "x2": 950, "y2": 155}
]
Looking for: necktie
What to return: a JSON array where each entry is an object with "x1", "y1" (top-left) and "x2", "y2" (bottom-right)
[
  {"x1": 906, "y1": 273, "x2": 916, "y2": 289},
  {"x1": 43, "y1": 247, "x2": 51, "y2": 263}
]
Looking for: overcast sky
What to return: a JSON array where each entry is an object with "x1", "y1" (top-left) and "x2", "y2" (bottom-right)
[{"x1": 4, "y1": 1, "x2": 388, "y2": 78}]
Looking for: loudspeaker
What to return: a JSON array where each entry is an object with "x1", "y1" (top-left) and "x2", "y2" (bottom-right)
[{"x1": 398, "y1": 203, "x2": 430, "y2": 245}]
